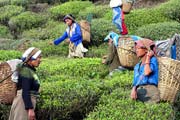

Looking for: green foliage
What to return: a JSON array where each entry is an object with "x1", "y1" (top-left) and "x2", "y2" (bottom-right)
[
  {"x1": 86, "y1": 88, "x2": 174, "y2": 120},
  {"x1": 135, "y1": 21, "x2": 180, "y2": 40},
  {"x1": 37, "y1": 57, "x2": 108, "y2": 81},
  {"x1": 91, "y1": 18, "x2": 118, "y2": 45},
  {"x1": 86, "y1": 43, "x2": 108, "y2": 58},
  {"x1": 0, "y1": 25, "x2": 11, "y2": 38},
  {"x1": 36, "y1": 79, "x2": 102, "y2": 120},
  {"x1": 49, "y1": 1, "x2": 93, "y2": 21},
  {"x1": 78, "y1": 5, "x2": 109, "y2": 20},
  {"x1": 8, "y1": 11, "x2": 47, "y2": 36},
  {"x1": 0, "y1": 5, "x2": 24, "y2": 25},
  {"x1": 125, "y1": 8, "x2": 170, "y2": 34},
  {"x1": 31, "y1": 40, "x2": 69, "y2": 57},
  {"x1": 0, "y1": 104, "x2": 11, "y2": 120},
  {"x1": 159, "y1": 0, "x2": 180, "y2": 22},
  {"x1": 0, "y1": 0, "x2": 9, "y2": 7},
  {"x1": 0, "y1": 50, "x2": 21, "y2": 61},
  {"x1": 22, "y1": 20, "x2": 66, "y2": 40},
  {"x1": 11, "y1": 0, "x2": 30, "y2": 6}
]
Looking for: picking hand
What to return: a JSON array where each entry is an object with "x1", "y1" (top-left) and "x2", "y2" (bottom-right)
[{"x1": 49, "y1": 41, "x2": 53, "y2": 45}]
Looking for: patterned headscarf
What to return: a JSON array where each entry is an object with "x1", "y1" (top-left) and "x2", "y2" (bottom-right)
[
  {"x1": 21, "y1": 47, "x2": 42, "y2": 63},
  {"x1": 135, "y1": 39, "x2": 157, "y2": 55}
]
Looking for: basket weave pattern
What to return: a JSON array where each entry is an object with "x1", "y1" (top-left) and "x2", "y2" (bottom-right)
[
  {"x1": 158, "y1": 57, "x2": 180, "y2": 103},
  {"x1": 117, "y1": 38, "x2": 139, "y2": 68},
  {"x1": 0, "y1": 62, "x2": 16, "y2": 104}
]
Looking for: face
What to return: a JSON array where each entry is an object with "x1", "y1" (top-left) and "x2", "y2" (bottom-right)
[
  {"x1": 65, "y1": 18, "x2": 73, "y2": 26},
  {"x1": 29, "y1": 55, "x2": 42, "y2": 67},
  {"x1": 135, "y1": 46, "x2": 147, "y2": 58},
  {"x1": 108, "y1": 38, "x2": 113, "y2": 45}
]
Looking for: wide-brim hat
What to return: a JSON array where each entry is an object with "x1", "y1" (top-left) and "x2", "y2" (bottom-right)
[{"x1": 63, "y1": 14, "x2": 75, "y2": 22}]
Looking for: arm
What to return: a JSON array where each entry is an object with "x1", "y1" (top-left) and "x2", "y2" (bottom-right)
[
  {"x1": 69, "y1": 24, "x2": 82, "y2": 43},
  {"x1": 21, "y1": 76, "x2": 34, "y2": 110},
  {"x1": 103, "y1": 43, "x2": 115, "y2": 64},
  {"x1": 144, "y1": 50, "x2": 154, "y2": 75},
  {"x1": 54, "y1": 32, "x2": 68, "y2": 45}
]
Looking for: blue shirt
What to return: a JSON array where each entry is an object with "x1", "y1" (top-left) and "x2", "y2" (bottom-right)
[
  {"x1": 54, "y1": 23, "x2": 82, "y2": 46},
  {"x1": 133, "y1": 56, "x2": 158, "y2": 87}
]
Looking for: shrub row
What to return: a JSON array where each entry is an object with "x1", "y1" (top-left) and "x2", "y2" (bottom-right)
[
  {"x1": 49, "y1": 1, "x2": 93, "y2": 21},
  {"x1": 0, "y1": 25, "x2": 11, "y2": 38},
  {"x1": 0, "y1": 50, "x2": 21, "y2": 61},
  {"x1": 85, "y1": 88, "x2": 174, "y2": 120},
  {"x1": 36, "y1": 79, "x2": 102, "y2": 120},
  {"x1": 8, "y1": 11, "x2": 47, "y2": 37},
  {"x1": 135, "y1": 21, "x2": 180, "y2": 40},
  {"x1": 37, "y1": 57, "x2": 109, "y2": 81},
  {"x1": 21, "y1": 20, "x2": 66, "y2": 40},
  {"x1": 0, "y1": 5, "x2": 24, "y2": 25}
]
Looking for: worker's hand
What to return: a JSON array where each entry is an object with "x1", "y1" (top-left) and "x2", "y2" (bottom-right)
[
  {"x1": 49, "y1": 41, "x2": 53, "y2": 45},
  {"x1": 147, "y1": 50, "x2": 154, "y2": 58},
  {"x1": 65, "y1": 39, "x2": 70, "y2": 43},
  {"x1": 130, "y1": 87, "x2": 137, "y2": 100},
  {"x1": 28, "y1": 109, "x2": 36, "y2": 120}
]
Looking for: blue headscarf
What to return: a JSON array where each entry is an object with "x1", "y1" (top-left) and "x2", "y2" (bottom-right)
[{"x1": 104, "y1": 31, "x2": 120, "y2": 47}]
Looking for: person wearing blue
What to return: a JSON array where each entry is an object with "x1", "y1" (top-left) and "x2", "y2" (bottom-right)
[
  {"x1": 131, "y1": 39, "x2": 160, "y2": 103},
  {"x1": 52, "y1": 14, "x2": 88, "y2": 58},
  {"x1": 110, "y1": 0, "x2": 128, "y2": 35}
]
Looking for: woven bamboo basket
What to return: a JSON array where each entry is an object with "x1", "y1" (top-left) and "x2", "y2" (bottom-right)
[
  {"x1": 79, "y1": 20, "x2": 91, "y2": 42},
  {"x1": 158, "y1": 57, "x2": 180, "y2": 103},
  {"x1": 0, "y1": 62, "x2": 16, "y2": 104},
  {"x1": 117, "y1": 37, "x2": 139, "y2": 68}
]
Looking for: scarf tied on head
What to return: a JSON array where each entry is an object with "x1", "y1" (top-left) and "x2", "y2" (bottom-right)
[{"x1": 21, "y1": 47, "x2": 42, "y2": 63}]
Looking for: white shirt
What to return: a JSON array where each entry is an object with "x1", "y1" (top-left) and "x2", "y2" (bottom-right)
[{"x1": 110, "y1": 0, "x2": 122, "y2": 8}]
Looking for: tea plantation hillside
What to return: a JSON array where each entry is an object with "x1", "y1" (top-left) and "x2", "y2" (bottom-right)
[{"x1": 0, "y1": 0, "x2": 180, "y2": 119}]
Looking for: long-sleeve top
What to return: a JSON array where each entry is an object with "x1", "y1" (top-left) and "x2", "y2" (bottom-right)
[
  {"x1": 17, "y1": 64, "x2": 40, "y2": 110},
  {"x1": 54, "y1": 23, "x2": 82, "y2": 46},
  {"x1": 133, "y1": 56, "x2": 158, "y2": 87}
]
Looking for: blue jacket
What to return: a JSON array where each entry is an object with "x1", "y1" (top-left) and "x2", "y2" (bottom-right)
[
  {"x1": 54, "y1": 23, "x2": 82, "y2": 46},
  {"x1": 133, "y1": 56, "x2": 159, "y2": 87}
]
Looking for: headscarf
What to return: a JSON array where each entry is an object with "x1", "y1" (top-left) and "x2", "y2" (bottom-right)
[
  {"x1": 135, "y1": 39, "x2": 156, "y2": 55},
  {"x1": 104, "y1": 31, "x2": 120, "y2": 47},
  {"x1": 21, "y1": 47, "x2": 42, "y2": 63},
  {"x1": 63, "y1": 14, "x2": 76, "y2": 23}
]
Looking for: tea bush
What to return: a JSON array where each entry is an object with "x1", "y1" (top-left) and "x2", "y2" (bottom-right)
[
  {"x1": 78, "y1": 5, "x2": 109, "y2": 20},
  {"x1": 0, "y1": 50, "x2": 21, "y2": 61},
  {"x1": 159, "y1": 0, "x2": 180, "y2": 22},
  {"x1": 37, "y1": 57, "x2": 109, "y2": 81},
  {"x1": 11, "y1": 0, "x2": 30, "y2": 6},
  {"x1": 21, "y1": 20, "x2": 66, "y2": 40},
  {"x1": 31, "y1": 40, "x2": 68, "y2": 57},
  {"x1": 36, "y1": 79, "x2": 102, "y2": 120},
  {"x1": 0, "y1": 104, "x2": 11, "y2": 120},
  {"x1": 0, "y1": 25, "x2": 11, "y2": 38},
  {"x1": 135, "y1": 21, "x2": 180, "y2": 40},
  {"x1": 8, "y1": 11, "x2": 47, "y2": 37},
  {"x1": 49, "y1": 1, "x2": 93, "y2": 21},
  {"x1": 85, "y1": 88, "x2": 174, "y2": 120},
  {"x1": 0, "y1": 5, "x2": 24, "y2": 25},
  {"x1": 91, "y1": 18, "x2": 118, "y2": 46},
  {"x1": 0, "y1": 0, "x2": 9, "y2": 7}
]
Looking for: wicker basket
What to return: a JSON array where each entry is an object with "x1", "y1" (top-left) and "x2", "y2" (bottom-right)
[
  {"x1": 0, "y1": 62, "x2": 16, "y2": 104},
  {"x1": 79, "y1": 20, "x2": 91, "y2": 43},
  {"x1": 158, "y1": 57, "x2": 180, "y2": 103},
  {"x1": 122, "y1": 1, "x2": 133, "y2": 14},
  {"x1": 117, "y1": 37, "x2": 139, "y2": 68}
]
